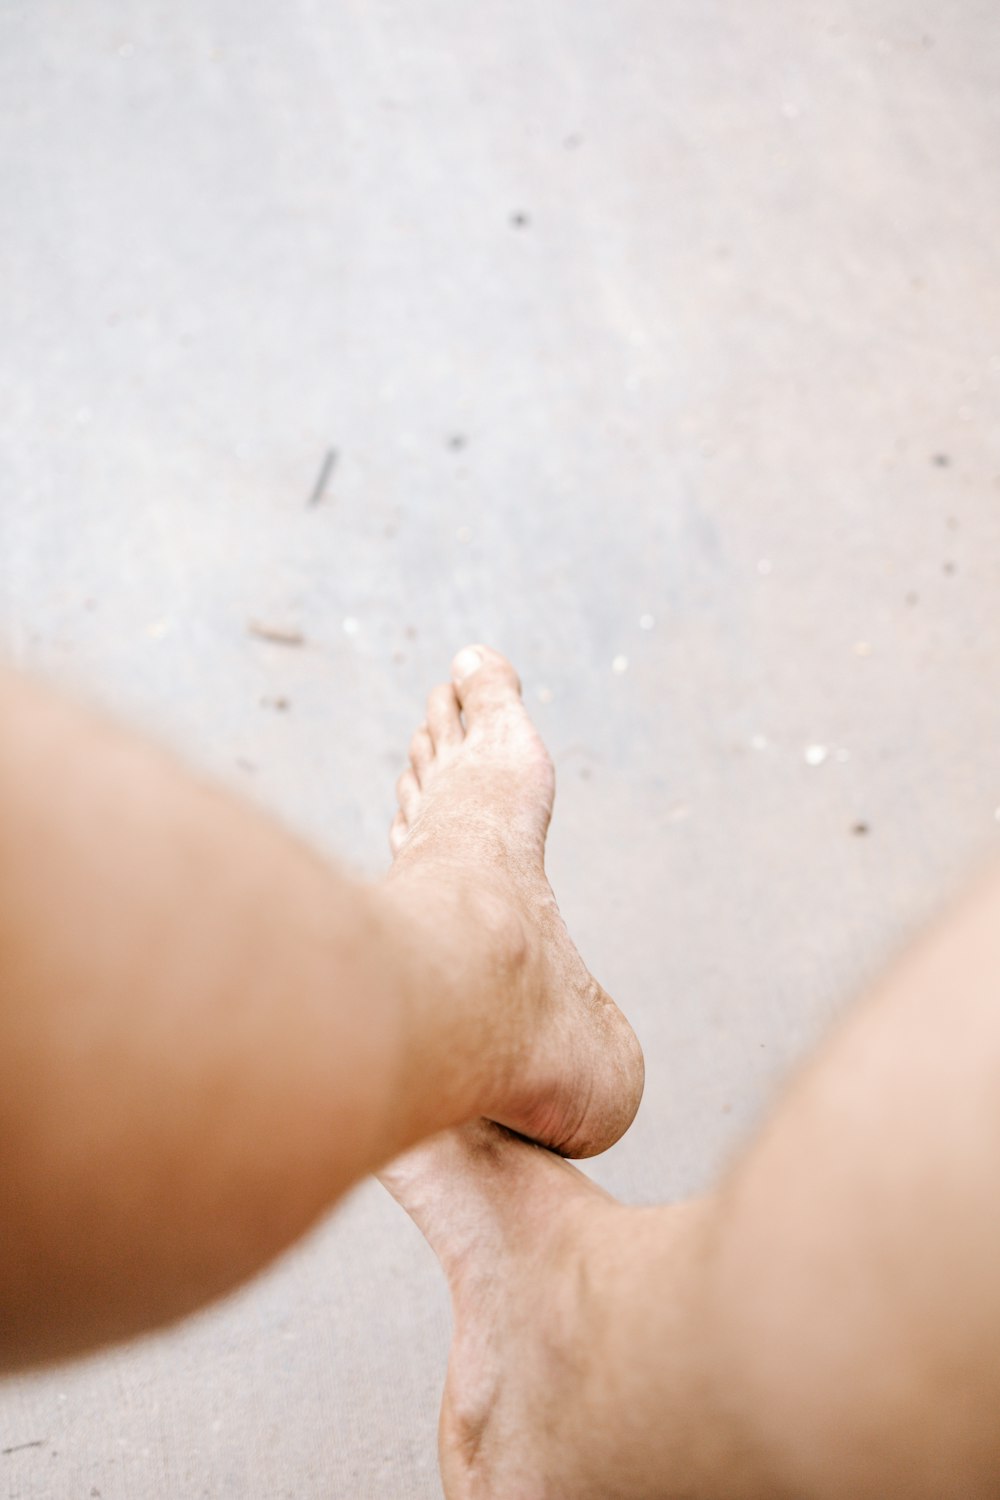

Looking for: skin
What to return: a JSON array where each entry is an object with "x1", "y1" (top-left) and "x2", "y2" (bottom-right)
[
  {"x1": 384, "y1": 698, "x2": 1000, "y2": 1499},
  {"x1": 0, "y1": 646, "x2": 642, "y2": 1369},
  {"x1": 7, "y1": 642, "x2": 1000, "y2": 1498}
]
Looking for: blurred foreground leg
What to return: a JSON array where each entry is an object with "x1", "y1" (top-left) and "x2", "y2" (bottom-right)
[
  {"x1": 384, "y1": 868, "x2": 1000, "y2": 1499},
  {"x1": 0, "y1": 648, "x2": 642, "y2": 1368}
]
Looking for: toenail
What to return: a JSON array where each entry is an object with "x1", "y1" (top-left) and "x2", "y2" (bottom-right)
[{"x1": 452, "y1": 647, "x2": 484, "y2": 683}]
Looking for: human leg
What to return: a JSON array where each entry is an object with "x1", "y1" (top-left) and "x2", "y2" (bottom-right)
[
  {"x1": 383, "y1": 1124, "x2": 722, "y2": 1500},
  {"x1": 384, "y1": 869, "x2": 1000, "y2": 1499},
  {"x1": 0, "y1": 647, "x2": 641, "y2": 1368}
]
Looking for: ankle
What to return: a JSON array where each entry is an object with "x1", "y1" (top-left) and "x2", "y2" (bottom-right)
[
  {"x1": 554, "y1": 1197, "x2": 757, "y2": 1500},
  {"x1": 375, "y1": 870, "x2": 537, "y2": 1140}
]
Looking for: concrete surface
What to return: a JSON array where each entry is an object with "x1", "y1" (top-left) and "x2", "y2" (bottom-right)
[{"x1": 2, "y1": 1, "x2": 1000, "y2": 1494}]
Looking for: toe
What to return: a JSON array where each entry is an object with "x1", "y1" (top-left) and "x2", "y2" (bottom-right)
[
  {"x1": 396, "y1": 768, "x2": 421, "y2": 823},
  {"x1": 427, "y1": 682, "x2": 463, "y2": 749},
  {"x1": 409, "y1": 725, "x2": 434, "y2": 785},
  {"x1": 451, "y1": 645, "x2": 522, "y2": 721},
  {"x1": 389, "y1": 809, "x2": 409, "y2": 855}
]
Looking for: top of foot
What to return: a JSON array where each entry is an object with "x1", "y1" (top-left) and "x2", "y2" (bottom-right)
[
  {"x1": 381, "y1": 1120, "x2": 708, "y2": 1500},
  {"x1": 388, "y1": 645, "x2": 643, "y2": 1158},
  {"x1": 380, "y1": 1120, "x2": 617, "y2": 1500}
]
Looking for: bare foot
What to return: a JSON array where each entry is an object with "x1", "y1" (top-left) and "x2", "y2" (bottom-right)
[
  {"x1": 381, "y1": 1122, "x2": 616, "y2": 1500},
  {"x1": 381, "y1": 1123, "x2": 710, "y2": 1500},
  {"x1": 388, "y1": 645, "x2": 643, "y2": 1158}
]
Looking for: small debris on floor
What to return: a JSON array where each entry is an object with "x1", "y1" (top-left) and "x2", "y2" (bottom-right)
[
  {"x1": 260, "y1": 696, "x2": 290, "y2": 712},
  {"x1": 509, "y1": 211, "x2": 531, "y2": 228},
  {"x1": 447, "y1": 433, "x2": 467, "y2": 450},
  {"x1": 852, "y1": 822, "x2": 870, "y2": 836},
  {"x1": 306, "y1": 447, "x2": 337, "y2": 508},
  {"x1": 248, "y1": 621, "x2": 305, "y2": 647},
  {"x1": 943, "y1": 561, "x2": 956, "y2": 575},
  {"x1": 932, "y1": 453, "x2": 951, "y2": 467}
]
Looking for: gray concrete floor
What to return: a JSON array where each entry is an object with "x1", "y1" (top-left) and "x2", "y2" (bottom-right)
[{"x1": 2, "y1": 1, "x2": 1000, "y2": 1495}]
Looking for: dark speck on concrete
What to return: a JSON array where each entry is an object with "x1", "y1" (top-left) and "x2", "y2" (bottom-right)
[
  {"x1": 306, "y1": 447, "x2": 337, "y2": 508},
  {"x1": 260, "y1": 696, "x2": 290, "y2": 712},
  {"x1": 510, "y1": 211, "x2": 530, "y2": 228},
  {"x1": 943, "y1": 561, "x2": 957, "y2": 575},
  {"x1": 404, "y1": 624, "x2": 418, "y2": 640},
  {"x1": 447, "y1": 433, "x2": 467, "y2": 451},
  {"x1": 905, "y1": 591, "x2": 920, "y2": 607},
  {"x1": 852, "y1": 822, "x2": 870, "y2": 837},
  {"x1": 932, "y1": 453, "x2": 951, "y2": 467}
]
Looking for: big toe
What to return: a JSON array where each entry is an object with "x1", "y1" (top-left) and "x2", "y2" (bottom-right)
[{"x1": 451, "y1": 645, "x2": 522, "y2": 724}]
